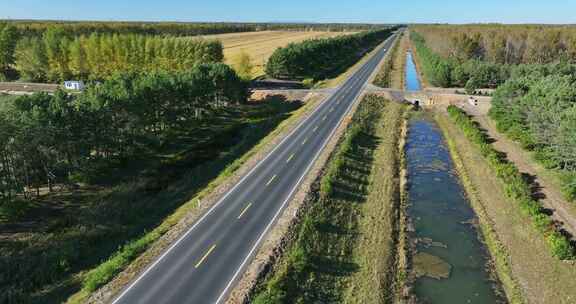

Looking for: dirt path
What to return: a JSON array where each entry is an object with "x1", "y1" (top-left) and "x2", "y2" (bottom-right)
[
  {"x1": 461, "y1": 103, "x2": 576, "y2": 240},
  {"x1": 437, "y1": 112, "x2": 576, "y2": 304}
]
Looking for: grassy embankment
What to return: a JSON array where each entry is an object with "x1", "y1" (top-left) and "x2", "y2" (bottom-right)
[
  {"x1": 446, "y1": 106, "x2": 573, "y2": 259},
  {"x1": 253, "y1": 96, "x2": 405, "y2": 304},
  {"x1": 436, "y1": 108, "x2": 576, "y2": 303},
  {"x1": 0, "y1": 94, "x2": 322, "y2": 304},
  {"x1": 436, "y1": 112, "x2": 525, "y2": 304},
  {"x1": 199, "y1": 31, "x2": 351, "y2": 78},
  {"x1": 373, "y1": 31, "x2": 408, "y2": 90},
  {"x1": 406, "y1": 30, "x2": 432, "y2": 89}
]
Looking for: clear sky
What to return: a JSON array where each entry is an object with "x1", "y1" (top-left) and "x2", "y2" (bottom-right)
[{"x1": 3, "y1": 0, "x2": 576, "y2": 24}]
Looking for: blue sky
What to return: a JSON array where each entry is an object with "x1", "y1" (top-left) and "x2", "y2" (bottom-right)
[{"x1": 3, "y1": 0, "x2": 576, "y2": 24}]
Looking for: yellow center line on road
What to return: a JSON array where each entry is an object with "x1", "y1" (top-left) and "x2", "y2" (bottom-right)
[
  {"x1": 194, "y1": 244, "x2": 216, "y2": 268},
  {"x1": 302, "y1": 137, "x2": 309, "y2": 145},
  {"x1": 266, "y1": 174, "x2": 277, "y2": 187},
  {"x1": 237, "y1": 203, "x2": 252, "y2": 219},
  {"x1": 287, "y1": 153, "x2": 295, "y2": 163}
]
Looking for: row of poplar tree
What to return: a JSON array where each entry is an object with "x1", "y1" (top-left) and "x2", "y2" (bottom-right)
[
  {"x1": 265, "y1": 28, "x2": 396, "y2": 80},
  {"x1": 14, "y1": 27, "x2": 223, "y2": 82},
  {"x1": 0, "y1": 63, "x2": 247, "y2": 201}
]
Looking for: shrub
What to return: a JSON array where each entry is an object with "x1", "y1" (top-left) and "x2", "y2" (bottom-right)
[
  {"x1": 547, "y1": 232, "x2": 574, "y2": 260},
  {"x1": 561, "y1": 173, "x2": 576, "y2": 201},
  {"x1": 0, "y1": 197, "x2": 31, "y2": 221},
  {"x1": 302, "y1": 78, "x2": 315, "y2": 88},
  {"x1": 447, "y1": 105, "x2": 575, "y2": 260}
]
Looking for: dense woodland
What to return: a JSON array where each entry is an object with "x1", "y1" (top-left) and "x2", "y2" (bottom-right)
[
  {"x1": 266, "y1": 27, "x2": 396, "y2": 80},
  {"x1": 409, "y1": 25, "x2": 576, "y2": 201},
  {"x1": 8, "y1": 20, "x2": 389, "y2": 37},
  {"x1": 410, "y1": 32, "x2": 511, "y2": 89},
  {"x1": 412, "y1": 25, "x2": 576, "y2": 65},
  {"x1": 489, "y1": 64, "x2": 576, "y2": 200},
  {"x1": 410, "y1": 25, "x2": 576, "y2": 90},
  {"x1": 0, "y1": 63, "x2": 246, "y2": 207},
  {"x1": 14, "y1": 28, "x2": 223, "y2": 82}
]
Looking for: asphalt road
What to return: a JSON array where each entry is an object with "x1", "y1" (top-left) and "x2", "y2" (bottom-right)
[{"x1": 112, "y1": 32, "x2": 399, "y2": 304}]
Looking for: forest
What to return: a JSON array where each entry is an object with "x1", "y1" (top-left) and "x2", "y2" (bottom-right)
[
  {"x1": 410, "y1": 25, "x2": 576, "y2": 90},
  {"x1": 0, "y1": 63, "x2": 246, "y2": 208},
  {"x1": 11, "y1": 26, "x2": 223, "y2": 82},
  {"x1": 8, "y1": 20, "x2": 387, "y2": 37},
  {"x1": 489, "y1": 63, "x2": 576, "y2": 201},
  {"x1": 409, "y1": 24, "x2": 576, "y2": 201},
  {"x1": 412, "y1": 25, "x2": 576, "y2": 65},
  {"x1": 410, "y1": 32, "x2": 510, "y2": 89},
  {"x1": 265, "y1": 27, "x2": 396, "y2": 80}
]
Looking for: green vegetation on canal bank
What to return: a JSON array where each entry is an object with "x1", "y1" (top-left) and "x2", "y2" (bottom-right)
[{"x1": 447, "y1": 106, "x2": 574, "y2": 260}]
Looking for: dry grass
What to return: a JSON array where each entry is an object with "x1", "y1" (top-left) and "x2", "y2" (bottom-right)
[
  {"x1": 198, "y1": 31, "x2": 353, "y2": 78},
  {"x1": 436, "y1": 112, "x2": 576, "y2": 304},
  {"x1": 342, "y1": 100, "x2": 404, "y2": 303},
  {"x1": 390, "y1": 34, "x2": 409, "y2": 90},
  {"x1": 406, "y1": 30, "x2": 431, "y2": 89},
  {"x1": 373, "y1": 32, "x2": 406, "y2": 90}
]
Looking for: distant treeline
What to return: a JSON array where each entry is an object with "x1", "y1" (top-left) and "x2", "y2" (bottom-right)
[
  {"x1": 266, "y1": 27, "x2": 397, "y2": 80},
  {"x1": 14, "y1": 26, "x2": 223, "y2": 82},
  {"x1": 412, "y1": 24, "x2": 576, "y2": 65},
  {"x1": 0, "y1": 63, "x2": 246, "y2": 202},
  {"x1": 6, "y1": 20, "x2": 392, "y2": 37},
  {"x1": 410, "y1": 32, "x2": 510, "y2": 89},
  {"x1": 410, "y1": 24, "x2": 576, "y2": 91}
]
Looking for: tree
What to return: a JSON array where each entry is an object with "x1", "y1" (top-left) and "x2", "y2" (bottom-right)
[
  {"x1": 234, "y1": 51, "x2": 254, "y2": 80},
  {"x1": 266, "y1": 28, "x2": 396, "y2": 80},
  {"x1": 43, "y1": 26, "x2": 70, "y2": 81},
  {"x1": 14, "y1": 37, "x2": 48, "y2": 82},
  {"x1": 0, "y1": 23, "x2": 19, "y2": 78},
  {"x1": 68, "y1": 37, "x2": 89, "y2": 80}
]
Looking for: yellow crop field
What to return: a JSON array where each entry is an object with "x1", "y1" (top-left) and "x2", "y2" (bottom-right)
[{"x1": 199, "y1": 31, "x2": 354, "y2": 78}]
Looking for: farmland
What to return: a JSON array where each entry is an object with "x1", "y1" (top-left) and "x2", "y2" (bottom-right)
[{"x1": 199, "y1": 31, "x2": 354, "y2": 78}]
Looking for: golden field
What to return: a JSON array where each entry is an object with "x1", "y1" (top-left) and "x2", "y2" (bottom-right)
[{"x1": 199, "y1": 31, "x2": 354, "y2": 77}]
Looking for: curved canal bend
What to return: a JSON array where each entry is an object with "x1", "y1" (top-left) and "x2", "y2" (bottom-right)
[{"x1": 404, "y1": 51, "x2": 504, "y2": 303}]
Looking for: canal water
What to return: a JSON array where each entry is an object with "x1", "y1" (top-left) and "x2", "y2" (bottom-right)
[
  {"x1": 404, "y1": 52, "x2": 503, "y2": 303},
  {"x1": 405, "y1": 52, "x2": 421, "y2": 92}
]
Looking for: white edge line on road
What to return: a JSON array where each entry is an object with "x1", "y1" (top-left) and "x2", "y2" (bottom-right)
[
  {"x1": 110, "y1": 73, "x2": 341, "y2": 304},
  {"x1": 111, "y1": 33, "x2": 396, "y2": 304},
  {"x1": 214, "y1": 40, "x2": 392, "y2": 304}
]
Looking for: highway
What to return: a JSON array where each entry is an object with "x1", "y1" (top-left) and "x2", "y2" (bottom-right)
[{"x1": 111, "y1": 32, "x2": 399, "y2": 304}]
